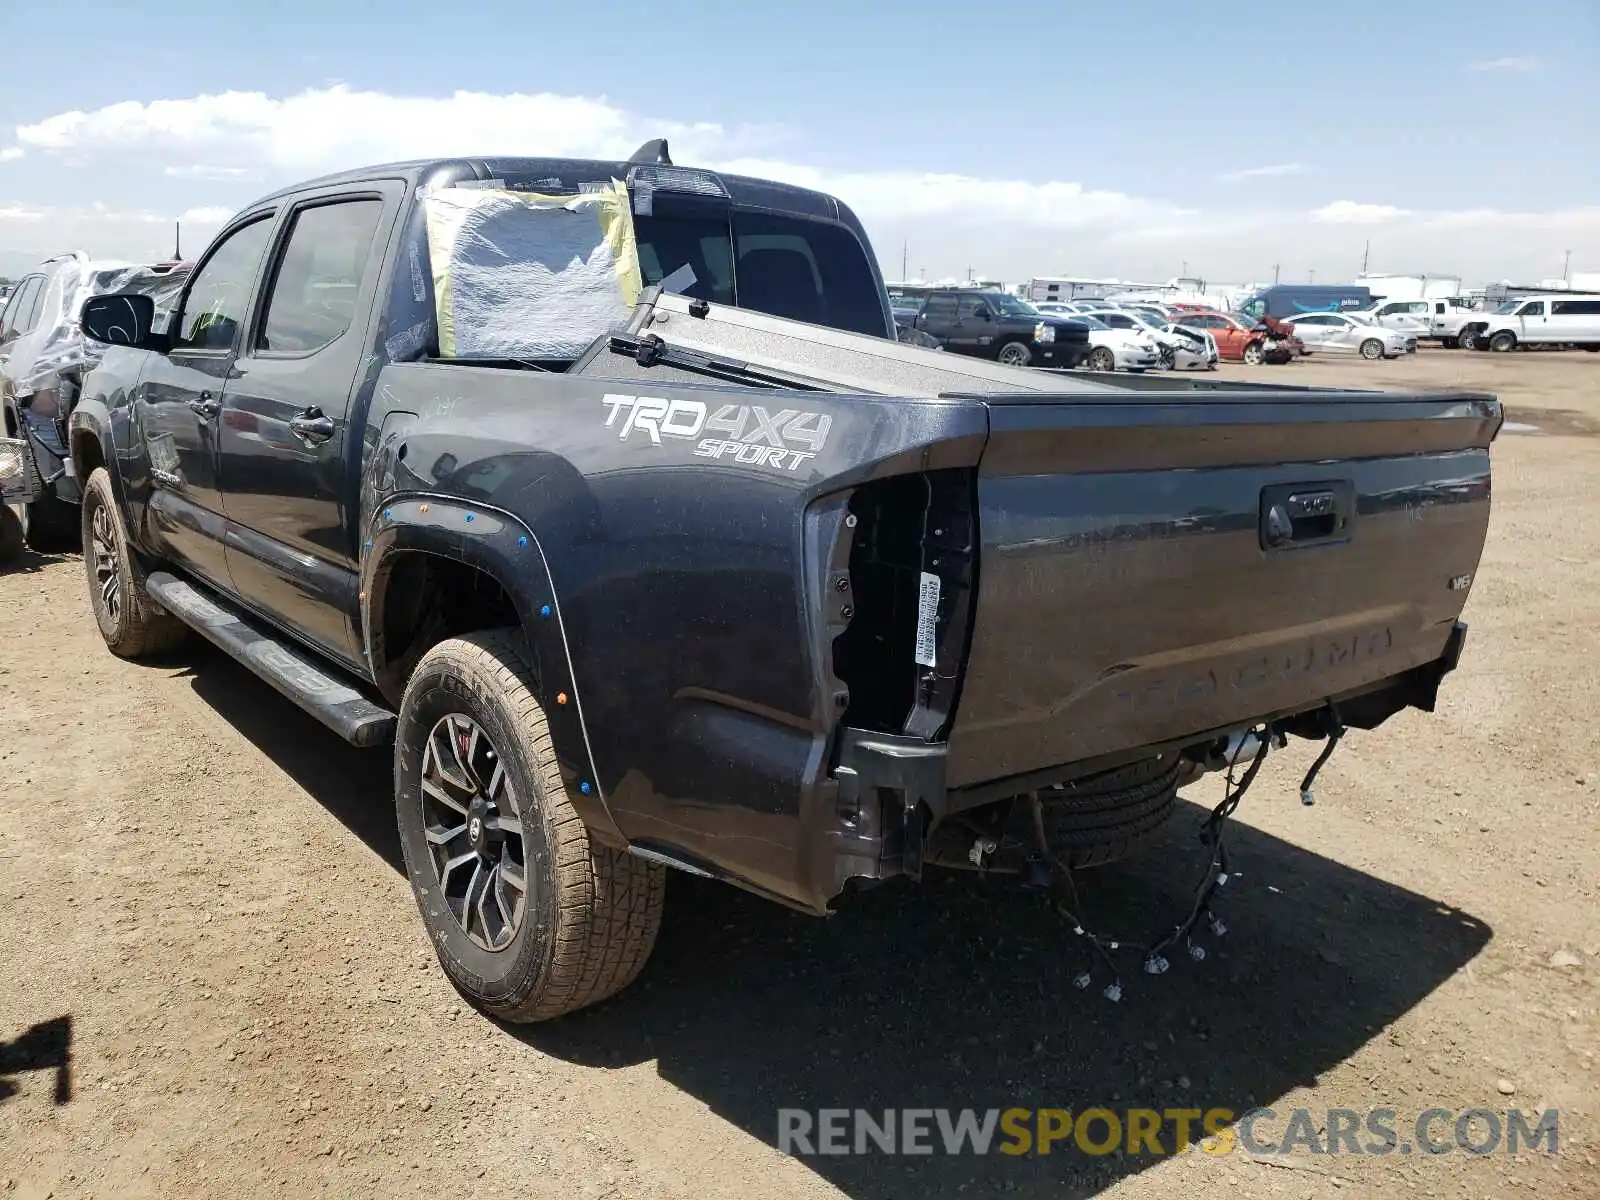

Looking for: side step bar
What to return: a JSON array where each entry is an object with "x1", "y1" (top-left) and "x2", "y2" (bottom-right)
[{"x1": 145, "y1": 571, "x2": 397, "y2": 748}]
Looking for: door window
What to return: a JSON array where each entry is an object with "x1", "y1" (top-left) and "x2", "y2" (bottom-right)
[
  {"x1": 956, "y1": 295, "x2": 991, "y2": 320},
  {"x1": 1552, "y1": 300, "x2": 1600, "y2": 316},
  {"x1": 1516, "y1": 301, "x2": 1546, "y2": 318},
  {"x1": 173, "y1": 219, "x2": 274, "y2": 352},
  {"x1": 0, "y1": 275, "x2": 45, "y2": 342},
  {"x1": 258, "y1": 199, "x2": 384, "y2": 354},
  {"x1": 923, "y1": 294, "x2": 959, "y2": 320}
]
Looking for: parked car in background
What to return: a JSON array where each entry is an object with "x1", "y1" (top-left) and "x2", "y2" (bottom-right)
[
  {"x1": 1459, "y1": 295, "x2": 1600, "y2": 353},
  {"x1": 1283, "y1": 312, "x2": 1412, "y2": 359},
  {"x1": 1073, "y1": 307, "x2": 1216, "y2": 370},
  {"x1": 1038, "y1": 311, "x2": 1161, "y2": 371},
  {"x1": 910, "y1": 290, "x2": 1092, "y2": 367},
  {"x1": 1151, "y1": 309, "x2": 1295, "y2": 364},
  {"x1": 1, "y1": 252, "x2": 192, "y2": 558}
]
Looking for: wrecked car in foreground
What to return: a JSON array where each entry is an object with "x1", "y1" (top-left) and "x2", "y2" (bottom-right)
[{"x1": 64, "y1": 150, "x2": 1500, "y2": 1021}]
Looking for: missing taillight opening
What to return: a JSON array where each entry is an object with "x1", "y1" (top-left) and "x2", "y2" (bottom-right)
[{"x1": 832, "y1": 469, "x2": 976, "y2": 739}]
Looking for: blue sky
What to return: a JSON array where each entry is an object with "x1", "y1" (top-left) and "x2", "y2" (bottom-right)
[{"x1": 1, "y1": 0, "x2": 1596, "y2": 283}]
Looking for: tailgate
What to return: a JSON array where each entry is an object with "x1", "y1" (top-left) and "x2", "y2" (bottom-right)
[{"x1": 945, "y1": 391, "x2": 1500, "y2": 790}]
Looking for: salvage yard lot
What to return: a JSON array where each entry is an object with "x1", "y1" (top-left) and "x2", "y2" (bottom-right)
[{"x1": 1, "y1": 350, "x2": 1596, "y2": 1199}]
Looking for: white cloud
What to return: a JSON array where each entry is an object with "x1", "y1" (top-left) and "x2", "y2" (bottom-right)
[
  {"x1": 164, "y1": 164, "x2": 255, "y2": 180},
  {"x1": 1467, "y1": 56, "x2": 1540, "y2": 73},
  {"x1": 180, "y1": 205, "x2": 235, "y2": 224},
  {"x1": 1311, "y1": 201, "x2": 1411, "y2": 224},
  {"x1": 15, "y1": 85, "x2": 745, "y2": 175},
  {"x1": 4, "y1": 86, "x2": 1597, "y2": 285},
  {"x1": 0, "y1": 147, "x2": 24, "y2": 163},
  {"x1": 1219, "y1": 162, "x2": 1312, "y2": 182}
]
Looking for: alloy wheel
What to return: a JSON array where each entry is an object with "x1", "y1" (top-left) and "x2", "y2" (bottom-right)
[
  {"x1": 90, "y1": 504, "x2": 121, "y2": 626},
  {"x1": 420, "y1": 713, "x2": 528, "y2": 951}
]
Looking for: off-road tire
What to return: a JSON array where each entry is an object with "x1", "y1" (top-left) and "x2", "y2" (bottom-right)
[
  {"x1": 1039, "y1": 755, "x2": 1181, "y2": 869},
  {"x1": 1242, "y1": 341, "x2": 1265, "y2": 365},
  {"x1": 80, "y1": 467, "x2": 187, "y2": 658},
  {"x1": 395, "y1": 631, "x2": 665, "y2": 1022},
  {"x1": 1490, "y1": 331, "x2": 1517, "y2": 353},
  {"x1": 996, "y1": 340, "x2": 1033, "y2": 367},
  {"x1": 1360, "y1": 338, "x2": 1384, "y2": 360},
  {"x1": 0, "y1": 506, "x2": 22, "y2": 565},
  {"x1": 24, "y1": 489, "x2": 80, "y2": 554},
  {"x1": 1086, "y1": 346, "x2": 1117, "y2": 372}
]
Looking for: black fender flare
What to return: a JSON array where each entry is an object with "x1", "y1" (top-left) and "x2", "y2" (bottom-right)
[
  {"x1": 65, "y1": 399, "x2": 128, "y2": 512},
  {"x1": 360, "y1": 493, "x2": 624, "y2": 846}
]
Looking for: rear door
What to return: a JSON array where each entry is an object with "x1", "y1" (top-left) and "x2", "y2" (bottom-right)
[
  {"x1": 218, "y1": 186, "x2": 398, "y2": 666},
  {"x1": 917, "y1": 294, "x2": 962, "y2": 349},
  {"x1": 944, "y1": 391, "x2": 1498, "y2": 788},
  {"x1": 139, "y1": 216, "x2": 275, "y2": 588},
  {"x1": 1289, "y1": 314, "x2": 1332, "y2": 350},
  {"x1": 1550, "y1": 298, "x2": 1600, "y2": 342}
]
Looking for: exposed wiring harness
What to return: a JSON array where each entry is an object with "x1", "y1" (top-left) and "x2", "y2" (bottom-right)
[{"x1": 1029, "y1": 725, "x2": 1274, "y2": 1002}]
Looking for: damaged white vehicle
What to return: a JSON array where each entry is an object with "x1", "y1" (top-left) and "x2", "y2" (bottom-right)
[{"x1": 1073, "y1": 307, "x2": 1219, "y2": 371}]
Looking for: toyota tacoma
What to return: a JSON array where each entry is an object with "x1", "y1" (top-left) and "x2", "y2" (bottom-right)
[{"x1": 63, "y1": 145, "x2": 1499, "y2": 1022}]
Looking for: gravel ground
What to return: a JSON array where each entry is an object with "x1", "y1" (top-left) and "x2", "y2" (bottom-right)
[{"x1": 1, "y1": 348, "x2": 1597, "y2": 1199}]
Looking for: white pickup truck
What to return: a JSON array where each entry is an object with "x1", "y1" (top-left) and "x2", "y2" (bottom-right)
[{"x1": 1360, "y1": 298, "x2": 1482, "y2": 348}]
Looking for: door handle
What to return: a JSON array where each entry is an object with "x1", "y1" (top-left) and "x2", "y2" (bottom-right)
[
  {"x1": 289, "y1": 410, "x2": 336, "y2": 444},
  {"x1": 188, "y1": 391, "x2": 220, "y2": 419},
  {"x1": 1260, "y1": 482, "x2": 1354, "y2": 550}
]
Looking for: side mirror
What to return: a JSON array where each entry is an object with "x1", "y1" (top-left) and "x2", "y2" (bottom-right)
[{"x1": 81, "y1": 293, "x2": 157, "y2": 349}]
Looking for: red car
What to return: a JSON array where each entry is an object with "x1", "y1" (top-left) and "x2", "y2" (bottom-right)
[{"x1": 1170, "y1": 310, "x2": 1301, "y2": 364}]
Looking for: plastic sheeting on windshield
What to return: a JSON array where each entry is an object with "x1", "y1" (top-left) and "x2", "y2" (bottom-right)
[
  {"x1": 422, "y1": 182, "x2": 643, "y2": 360},
  {"x1": 2, "y1": 255, "x2": 192, "y2": 403}
]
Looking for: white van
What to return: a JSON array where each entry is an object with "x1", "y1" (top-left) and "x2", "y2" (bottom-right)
[{"x1": 1465, "y1": 295, "x2": 1600, "y2": 352}]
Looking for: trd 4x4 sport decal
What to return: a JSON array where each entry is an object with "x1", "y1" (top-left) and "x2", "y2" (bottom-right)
[{"x1": 601, "y1": 393, "x2": 831, "y2": 473}]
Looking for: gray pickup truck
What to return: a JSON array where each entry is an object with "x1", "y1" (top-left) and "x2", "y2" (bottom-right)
[{"x1": 56, "y1": 146, "x2": 1500, "y2": 1022}]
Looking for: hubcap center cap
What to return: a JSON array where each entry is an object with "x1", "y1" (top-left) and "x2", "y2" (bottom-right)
[{"x1": 466, "y1": 798, "x2": 501, "y2": 859}]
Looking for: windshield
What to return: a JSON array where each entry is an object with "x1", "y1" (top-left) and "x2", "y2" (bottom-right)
[
  {"x1": 1071, "y1": 315, "x2": 1109, "y2": 330},
  {"x1": 987, "y1": 294, "x2": 1040, "y2": 317}
]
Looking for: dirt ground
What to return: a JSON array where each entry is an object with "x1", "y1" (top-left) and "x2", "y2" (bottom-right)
[{"x1": 1, "y1": 348, "x2": 1597, "y2": 1199}]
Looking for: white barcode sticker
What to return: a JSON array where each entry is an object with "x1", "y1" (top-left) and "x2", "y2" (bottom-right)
[{"x1": 914, "y1": 571, "x2": 941, "y2": 668}]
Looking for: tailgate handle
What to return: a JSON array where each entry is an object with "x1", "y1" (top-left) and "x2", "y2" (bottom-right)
[{"x1": 1261, "y1": 482, "x2": 1354, "y2": 550}]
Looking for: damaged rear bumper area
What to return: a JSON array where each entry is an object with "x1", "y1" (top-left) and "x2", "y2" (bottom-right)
[{"x1": 821, "y1": 621, "x2": 1469, "y2": 899}]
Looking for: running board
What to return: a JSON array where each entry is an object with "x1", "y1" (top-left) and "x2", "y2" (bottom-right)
[{"x1": 145, "y1": 571, "x2": 396, "y2": 748}]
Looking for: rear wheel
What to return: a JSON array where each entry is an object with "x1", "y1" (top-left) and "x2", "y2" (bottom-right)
[
  {"x1": 1459, "y1": 328, "x2": 1479, "y2": 351},
  {"x1": 396, "y1": 631, "x2": 665, "y2": 1022},
  {"x1": 1085, "y1": 346, "x2": 1116, "y2": 372},
  {"x1": 1490, "y1": 331, "x2": 1517, "y2": 353},
  {"x1": 80, "y1": 468, "x2": 186, "y2": 658},
  {"x1": 996, "y1": 341, "x2": 1033, "y2": 367},
  {"x1": 1242, "y1": 341, "x2": 1265, "y2": 365},
  {"x1": 1360, "y1": 338, "x2": 1384, "y2": 360}
]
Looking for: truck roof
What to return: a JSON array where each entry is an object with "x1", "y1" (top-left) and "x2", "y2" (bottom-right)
[{"x1": 254, "y1": 156, "x2": 855, "y2": 226}]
